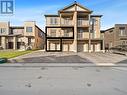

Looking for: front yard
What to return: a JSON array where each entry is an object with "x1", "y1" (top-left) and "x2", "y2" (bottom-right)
[{"x1": 0, "y1": 50, "x2": 33, "y2": 59}]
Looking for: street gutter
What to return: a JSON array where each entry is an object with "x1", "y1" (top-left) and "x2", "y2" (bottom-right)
[{"x1": 0, "y1": 63, "x2": 127, "y2": 67}]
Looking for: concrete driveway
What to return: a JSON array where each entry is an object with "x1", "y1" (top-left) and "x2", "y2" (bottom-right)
[
  {"x1": 9, "y1": 50, "x2": 127, "y2": 64},
  {"x1": 10, "y1": 51, "x2": 92, "y2": 63}
]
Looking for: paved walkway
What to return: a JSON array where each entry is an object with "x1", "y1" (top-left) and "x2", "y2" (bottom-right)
[{"x1": 79, "y1": 52, "x2": 127, "y2": 64}]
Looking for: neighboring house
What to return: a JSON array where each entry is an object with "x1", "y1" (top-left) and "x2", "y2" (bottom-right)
[
  {"x1": 0, "y1": 21, "x2": 45, "y2": 50},
  {"x1": 45, "y1": 1, "x2": 104, "y2": 52},
  {"x1": 104, "y1": 24, "x2": 127, "y2": 49}
]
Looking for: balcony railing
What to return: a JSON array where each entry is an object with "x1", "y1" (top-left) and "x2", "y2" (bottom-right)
[
  {"x1": 61, "y1": 20, "x2": 73, "y2": 26},
  {"x1": 47, "y1": 31, "x2": 73, "y2": 38},
  {"x1": 78, "y1": 32, "x2": 89, "y2": 39},
  {"x1": 78, "y1": 20, "x2": 89, "y2": 27}
]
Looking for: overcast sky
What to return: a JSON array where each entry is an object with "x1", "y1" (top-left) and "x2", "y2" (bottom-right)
[{"x1": 0, "y1": 0, "x2": 127, "y2": 30}]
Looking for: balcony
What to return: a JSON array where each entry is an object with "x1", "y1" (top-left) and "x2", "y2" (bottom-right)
[
  {"x1": 62, "y1": 32, "x2": 73, "y2": 38},
  {"x1": 78, "y1": 20, "x2": 89, "y2": 27},
  {"x1": 78, "y1": 32, "x2": 89, "y2": 40},
  {"x1": 47, "y1": 28, "x2": 73, "y2": 38},
  {"x1": 90, "y1": 33, "x2": 102, "y2": 39},
  {"x1": 10, "y1": 29, "x2": 24, "y2": 35},
  {"x1": 61, "y1": 19, "x2": 73, "y2": 26}
]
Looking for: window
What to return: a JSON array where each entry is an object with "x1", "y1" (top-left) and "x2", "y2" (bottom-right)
[
  {"x1": 64, "y1": 29, "x2": 69, "y2": 37},
  {"x1": 0, "y1": 28, "x2": 6, "y2": 34},
  {"x1": 64, "y1": 18, "x2": 71, "y2": 25},
  {"x1": 119, "y1": 27, "x2": 126, "y2": 36},
  {"x1": 91, "y1": 18, "x2": 97, "y2": 26},
  {"x1": 26, "y1": 27, "x2": 32, "y2": 32},
  {"x1": 50, "y1": 17, "x2": 58, "y2": 25},
  {"x1": 50, "y1": 29, "x2": 56, "y2": 37},
  {"x1": 79, "y1": 29, "x2": 84, "y2": 33}
]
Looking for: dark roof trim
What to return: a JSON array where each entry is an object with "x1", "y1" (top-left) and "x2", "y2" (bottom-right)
[
  {"x1": 104, "y1": 27, "x2": 114, "y2": 32},
  {"x1": 91, "y1": 15, "x2": 103, "y2": 17},
  {"x1": 100, "y1": 30, "x2": 105, "y2": 33},
  {"x1": 45, "y1": 15, "x2": 59, "y2": 17},
  {"x1": 10, "y1": 26, "x2": 24, "y2": 29},
  {"x1": 35, "y1": 25, "x2": 45, "y2": 34}
]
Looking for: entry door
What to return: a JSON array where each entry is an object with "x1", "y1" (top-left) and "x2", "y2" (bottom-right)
[
  {"x1": 78, "y1": 44, "x2": 84, "y2": 52},
  {"x1": 63, "y1": 44, "x2": 70, "y2": 51},
  {"x1": 91, "y1": 44, "x2": 94, "y2": 52},
  {"x1": 8, "y1": 42, "x2": 13, "y2": 49},
  {"x1": 91, "y1": 44, "x2": 97, "y2": 52}
]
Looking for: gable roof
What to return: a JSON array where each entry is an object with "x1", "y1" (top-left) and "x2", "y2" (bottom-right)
[{"x1": 59, "y1": 1, "x2": 92, "y2": 13}]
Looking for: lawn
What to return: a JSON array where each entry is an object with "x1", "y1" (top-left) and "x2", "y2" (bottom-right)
[{"x1": 0, "y1": 50, "x2": 33, "y2": 59}]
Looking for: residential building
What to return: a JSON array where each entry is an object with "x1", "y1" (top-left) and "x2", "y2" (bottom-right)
[
  {"x1": 0, "y1": 21, "x2": 45, "y2": 50},
  {"x1": 104, "y1": 24, "x2": 127, "y2": 49},
  {"x1": 45, "y1": 1, "x2": 104, "y2": 52}
]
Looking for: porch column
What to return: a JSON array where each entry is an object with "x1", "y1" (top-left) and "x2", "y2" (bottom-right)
[
  {"x1": 73, "y1": 5, "x2": 78, "y2": 52},
  {"x1": 1, "y1": 37, "x2": 6, "y2": 49},
  {"x1": 103, "y1": 40, "x2": 105, "y2": 52},
  {"x1": 88, "y1": 15, "x2": 91, "y2": 52},
  {"x1": 13, "y1": 37, "x2": 17, "y2": 50}
]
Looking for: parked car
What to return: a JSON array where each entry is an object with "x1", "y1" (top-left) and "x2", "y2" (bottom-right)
[
  {"x1": 0, "y1": 58, "x2": 8, "y2": 64},
  {"x1": 0, "y1": 46, "x2": 3, "y2": 50}
]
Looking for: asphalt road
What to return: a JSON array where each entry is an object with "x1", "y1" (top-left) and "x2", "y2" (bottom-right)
[{"x1": 0, "y1": 66, "x2": 127, "y2": 95}]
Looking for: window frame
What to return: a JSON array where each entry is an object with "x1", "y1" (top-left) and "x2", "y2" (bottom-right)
[
  {"x1": 119, "y1": 27, "x2": 126, "y2": 36},
  {"x1": 50, "y1": 17, "x2": 58, "y2": 25},
  {"x1": 26, "y1": 27, "x2": 33, "y2": 32}
]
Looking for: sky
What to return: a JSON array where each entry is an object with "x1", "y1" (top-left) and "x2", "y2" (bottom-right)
[{"x1": 0, "y1": 0, "x2": 127, "y2": 30}]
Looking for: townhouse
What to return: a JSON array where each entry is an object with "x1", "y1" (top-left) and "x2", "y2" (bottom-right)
[
  {"x1": 45, "y1": 1, "x2": 104, "y2": 52},
  {"x1": 0, "y1": 21, "x2": 45, "y2": 50},
  {"x1": 104, "y1": 24, "x2": 127, "y2": 49}
]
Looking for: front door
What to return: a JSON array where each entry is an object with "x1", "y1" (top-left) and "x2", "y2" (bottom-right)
[{"x1": 8, "y1": 42, "x2": 13, "y2": 49}]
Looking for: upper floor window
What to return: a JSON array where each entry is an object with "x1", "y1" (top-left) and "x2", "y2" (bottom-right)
[
  {"x1": 26, "y1": 27, "x2": 33, "y2": 32},
  {"x1": 50, "y1": 29, "x2": 56, "y2": 37},
  {"x1": 64, "y1": 29, "x2": 70, "y2": 37},
  {"x1": 50, "y1": 17, "x2": 58, "y2": 25},
  {"x1": 91, "y1": 18, "x2": 97, "y2": 26},
  {"x1": 64, "y1": 18, "x2": 71, "y2": 25},
  {"x1": 119, "y1": 27, "x2": 126, "y2": 36},
  {"x1": 0, "y1": 28, "x2": 6, "y2": 34},
  {"x1": 78, "y1": 29, "x2": 84, "y2": 33}
]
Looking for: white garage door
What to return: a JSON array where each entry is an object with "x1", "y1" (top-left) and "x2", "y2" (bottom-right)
[{"x1": 50, "y1": 43, "x2": 55, "y2": 50}]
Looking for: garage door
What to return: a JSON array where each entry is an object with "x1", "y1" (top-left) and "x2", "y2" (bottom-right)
[{"x1": 50, "y1": 43, "x2": 55, "y2": 50}]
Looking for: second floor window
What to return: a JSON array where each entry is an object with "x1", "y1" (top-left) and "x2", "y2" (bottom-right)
[
  {"x1": 50, "y1": 29, "x2": 56, "y2": 37},
  {"x1": 26, "y1": 27, "x2": 33, "y2": 32},
  {"x1": 119, "y1": 27, "x2": 126, "y2": 36},
  {"x1": 64, "y1": 18, "x2": 71, "y2": 25},
  {"x1": 0, "y1": 28, "x2": 6, "y2": 34},
  {"x1": 64, "y1": 29, "x2": 69, "y2": 37},
  {"x1": 50, "y1": 18, "x2": 58, "y2": 25}
]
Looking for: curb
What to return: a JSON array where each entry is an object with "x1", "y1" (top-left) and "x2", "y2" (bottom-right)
[{"x1": 0, "y1": 63, "x2": 127, "y2": 67}]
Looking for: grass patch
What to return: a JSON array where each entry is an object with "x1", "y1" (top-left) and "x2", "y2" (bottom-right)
[{"x1": 0, "y1": 50, "x2": 33, "y2": 59}]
